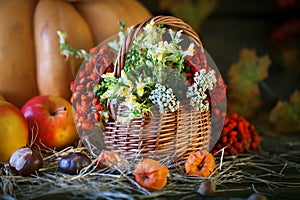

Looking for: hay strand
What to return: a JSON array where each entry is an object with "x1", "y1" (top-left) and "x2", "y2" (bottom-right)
[{"x1": 1, "y1": 146, "x2": 300, "y2": 199}]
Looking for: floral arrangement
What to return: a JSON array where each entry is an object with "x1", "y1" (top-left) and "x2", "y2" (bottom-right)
[{"x1": 91, "y1": 20, "x2": 217, "y2": 124}]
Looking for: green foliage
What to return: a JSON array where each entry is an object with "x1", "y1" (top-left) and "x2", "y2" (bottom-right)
[{"x1": 57, "y1": 31, "x2": 90, "y2": 61}]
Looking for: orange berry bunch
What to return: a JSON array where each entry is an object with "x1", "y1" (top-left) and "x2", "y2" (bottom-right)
[
  {"x1": 212, "y1": 113, "x2": 262, "y2": 155},
  {"x1": 70, "y1": 45, "x2": 115, "y2": 130}
]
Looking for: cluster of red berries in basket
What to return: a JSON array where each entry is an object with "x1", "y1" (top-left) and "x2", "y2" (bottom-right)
[
  {"x1": 185, "y1": 45, "x2": 226, "y2": 106},
  {"x1": 185, "y1": 45, "x2": 227, "y2": 129},
  {"x1": 71, "y1": 45, "x2": 226, "y2": 130},
  {"x1": 70, "y1": 45, "x2": 115, "y2": 130},
  {"x1": 70, "y1": 18, "x2": 228, "y2": 132}
]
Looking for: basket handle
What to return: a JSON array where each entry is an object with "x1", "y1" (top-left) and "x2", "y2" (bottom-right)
[{"x1": 114, "y1": 15, "x2": 203, "y2": 77}]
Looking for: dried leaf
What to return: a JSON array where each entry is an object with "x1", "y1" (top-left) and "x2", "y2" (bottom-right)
[
  {"x1": 269, "y1": 90, "x2": 300, "y2": 133},
  {"x1": 227, "y1": 48, "x2": 271, "y2": 117}
]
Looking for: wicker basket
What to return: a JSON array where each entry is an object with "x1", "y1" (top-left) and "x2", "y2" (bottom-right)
[{"x1": 101, "y1": 16, "x2": 212, "y2": 162}]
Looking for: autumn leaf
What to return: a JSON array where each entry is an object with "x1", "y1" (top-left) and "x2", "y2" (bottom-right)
[
  {"x1": 227, "y1": 48, "x2": 271, "y2": 117},
  {"x1": 158, "y1": 0, "x2": 217, "y2": 31},
  {"x1": 269, "y1": 90, "x2": 300, "y2": 134}
]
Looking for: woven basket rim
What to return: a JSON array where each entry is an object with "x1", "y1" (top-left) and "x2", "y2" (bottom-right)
[
  {"x1": 106, "y1": 15, "x2": 206, "y2": 120},
  {"x1": 114, "y1": 15, "x2": 203, "y2": 77}
]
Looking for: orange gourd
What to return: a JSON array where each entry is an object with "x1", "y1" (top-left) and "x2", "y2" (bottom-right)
[
  {"x1": 0, "y1": 0, "x2": 151, "y2": 107},
  {"x1": 135, "y1": 158, "x2": 169, "y2": 190},
  {"x1": 185, "y1": 150, "x2": 216, "y2": 177}
]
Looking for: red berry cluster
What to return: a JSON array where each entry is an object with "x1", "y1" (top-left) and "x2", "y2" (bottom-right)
[
  {"x1": 185, "y1": 45, "x2": 227, "y2": 134},
  {"x1": 212, "y1": 113, "x2": 262, "y2": 155},
  {"x1": 184, "y1": 45, "x2": 226, "y2": 106},
  {"x1": 184, "y1": 45, "x2": 207, "y2": 86},
  {"x1": 70, "y1": 45, "x2": 115, "y2": 130}
]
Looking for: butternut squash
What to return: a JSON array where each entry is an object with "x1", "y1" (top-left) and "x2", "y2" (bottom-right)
[
  {"x1": 0, "y1": 0, "x2": 38, "y2": 108},
  {"x1": 34, "y1": 0, "x2": 94, "y2": 100},
  {"x1": 0, "y1": 0, "x2": 151, "y2": 107},
  {"x1": 74, "y1": 0, "x2": 152, "y2": 44}
]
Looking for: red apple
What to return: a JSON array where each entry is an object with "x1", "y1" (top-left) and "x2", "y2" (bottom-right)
[
  {"x1": 21, "y1": 95, "x2": 78, "y2": 149},
  {"x1": 0, "y1": 100, "x2": 28, "y2": 162}
]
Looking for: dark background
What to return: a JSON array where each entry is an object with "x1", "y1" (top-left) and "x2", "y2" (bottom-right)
[{"x1": 141, "y1": 0, "x2": 300, "y2": 104}]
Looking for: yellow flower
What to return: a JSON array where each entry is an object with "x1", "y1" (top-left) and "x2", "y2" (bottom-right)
[
  {"x1": 157, "y1": 51, "x2": 163, "y2": 61},
  {"x1": 137, "y1": 87, "x2": 144, "y2": 97},
  {"x1": 107, "y1": 85, "x2": 114, "y2": 90},
  {"x1": 184, "y1": 43, "x2": 195, "y2": 57},
  {"x1": 101, "y1": 88, "x2": 114, "y2": 99},
  {"x1": 118, "y1": 117, "x2": 125, "y2": 123},
  {"x1": 145, "y1": 23, "x2": 153, "y2": 30},
  {"x1": 102, "y1": 111, "x2": 109, "y2": 120},
  {"x1": 136, "y1": 77, "x2": 146, "y2": 97},
  {"x1": 102, "y1": 72, "x2": 115, "y2": 79},
  {"x1": 125, "y1": 94, "x2": 137, "y2": 103},
  {"x1": 101, "y1": 92, "x2": 107, "y2": 99},
  {"x1": 152, "y1": 53, "x2": 157, "y2": 60},
  {"x1": 119, "y1": 86, "x2": 131, "y2": 97},
  {"x1": 120, "y1": 71, "x2": 133, "y2": 87},
  {"x1": 144, "y1": 19, "x2": 155, "y2": 31}
]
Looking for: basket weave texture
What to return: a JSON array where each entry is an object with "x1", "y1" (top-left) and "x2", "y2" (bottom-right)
[{"x1": 102, "y1": 16, "x2": 212, "y2": 161}]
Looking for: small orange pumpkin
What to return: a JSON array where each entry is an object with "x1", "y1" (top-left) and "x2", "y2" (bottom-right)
[
  {"x1": 134, "y1": 158, "x2": 169, "y2": 190},
  {"x1": 96, "y1": 150, "x2": 122, "y2": 169},
  {"x1": 185, "y1": 150, "x2": 215, "y2": 177}
]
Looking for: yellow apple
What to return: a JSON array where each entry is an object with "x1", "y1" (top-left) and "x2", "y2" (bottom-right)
[
  {"x1": 21, "y1": 95, "x2": 78, "y2": 149},
  {"x1": 0, "y1": 101, "x2": 28, "y2": 162}
]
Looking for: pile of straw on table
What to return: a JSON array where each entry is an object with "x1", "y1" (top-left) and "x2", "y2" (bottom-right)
[{"x1": 1, "y1": 144, "x2": 300, "y2": 200}]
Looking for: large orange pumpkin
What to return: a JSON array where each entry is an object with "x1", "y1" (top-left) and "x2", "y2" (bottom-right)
[{"x1": 0, "y1": 0, "x2": 151, "y2": 107}]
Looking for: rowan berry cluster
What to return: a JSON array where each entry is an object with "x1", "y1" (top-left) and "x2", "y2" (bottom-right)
[{"x1": 212, "y1": 113, "x2": 262, "y2": 155}]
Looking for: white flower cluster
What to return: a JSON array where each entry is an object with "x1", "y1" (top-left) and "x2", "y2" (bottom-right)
[
  {"x1": 149, "y1": 84, "x2": 180, "y2": 113},
  {"x1": 186, "y1": 69, "x2": 217, "y2": 111}
]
